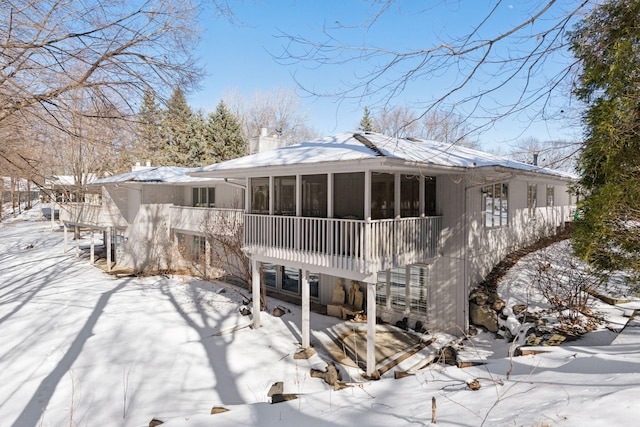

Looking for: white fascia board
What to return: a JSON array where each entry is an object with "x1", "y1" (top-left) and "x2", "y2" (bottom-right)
[{"x1": 191, "y1": 157, "x2": 466, "y2": 179}]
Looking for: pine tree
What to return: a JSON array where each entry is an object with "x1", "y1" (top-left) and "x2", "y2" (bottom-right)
[
  {"x1": 160, "y1": 87, "x2": 193, "y2": 166},
  {"x1": 359, "y1": 106, "x2": 375, "y2": 132},
  {"x1": 205, "y1": 101, "x2": 247, "y2": 162},
  {"x1": 570, "y1": 0, "x2": 640, "y2": 277},
  {"x1": 135, "y1": 89, "x2": 162, "y2": 164}
]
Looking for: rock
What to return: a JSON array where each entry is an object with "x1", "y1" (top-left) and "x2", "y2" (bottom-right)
[
  {"x1": 310, "y1": 362, "x2": 341, "y2": 386},
  {"x1": 512, "y1": 304, "x2": 528, "y2": 315},
  {"x1": 439, "y1": 346, "x2": 458, "y2": 366},
  {"x1": 492, "y1": 299, "x2": 506, "y2": 312},
  {"x1": 469, "y1": 288, "x2": 489, "y2": 305},
  {"x1": 267, "y1": 382, "x2": 284, "y2": 397},
  {"x1": 467, "y1": 325, "x2": 478, "y2": 336},
  {"x1": 467, "y1": 379, "x2": 481, "y2": 391},
  {"x1": 293, "y1": 348, "x2": 316, "y2": 359},
  {"x1": 271, "y1": 393, "x2": 298, "y2": 403},
  {"x1": 239, "y1": 307, "x2": 251, "y2": 316},
  {"x1": 469, "y1": 302, "x2": 498, "y2": 332},
  {"x1": 149, "y1": 419, "x2": 164, "y2": 427},
  {"x1": 272, "y1": 306, "x2": 286, "y2": 317},
  {"x1": 210, "y1": 407, "x2": 229, "y2": 414},
  {"x1": 395, "y1": 317, "x2": 409, "y2": 330}
]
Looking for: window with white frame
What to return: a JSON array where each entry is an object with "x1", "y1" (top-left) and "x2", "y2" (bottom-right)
[
  {"x1": 409, "y1": 266, "x2": 428, "y2": 315},
  {"x1": 527, "y1": 183, "x2": 537, "y2": 216},
  {"x1": 546, "y1": 185, "x2": 554, "y2": 207},
  {"x1": 389, "y1": 267, "x2": 406, "y2": 309},
  {"x1": 376, "y1": 271, "x2": 388, "y2": 306},
  {"x1": 482, "y1": 183, "x2": 509, "y2": 228},
  {"x1": 192, "y1": 187, "x2": 215, "y2": 207}
]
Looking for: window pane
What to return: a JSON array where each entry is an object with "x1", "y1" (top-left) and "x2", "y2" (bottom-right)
[
  {"x1": 263, "y1": 263, "x2": 277, "y2": 288},
  {"x1": 282, "y1": 267, "x2": 300, "y2": 294},
  {"x1": 302, "y1": 174, "x2": 327, "y2": 217},
  {"x1": 376, "y1": 271, "x2": 387, "y2": 306},
  {"x1": 409, "y1": 266, "x2": 428, "y2": 315},
  {"x1": 501, "y1": 183, "x2": 509, "y2": 226},
  {"x1": 208, "y1": 187, "x2": 216, "y2": 207},
  {"x1": 334, "y1": 172, "x2": 365, "y2": 219},
  {"x1": 192, "y1": 188, "x2": 199, "y2": 207},
  {"x1": 309, "y1": 272, "x2": 319, "y2": 298},
  {"x1": 274, "y1": 176, "x2": 296, "y2": 216},
  {"x1": 424, "y1": 176, "x2": 437, "y2": 216},
  {"x1": 401, "y1": 175, "x2": 420, "y2": 217},
  {"x1": 546, "y1": 185, "x2": 554, "y2": 207},
  {"x1": 390, "y1": 267, "x2": 406, "y2": 309},
  {"x1": 251, "y1": 178, "x2": 269, "y2": 214},
  {"x1": 371, "y1": 173, "x2": 395, "y2": 219}
]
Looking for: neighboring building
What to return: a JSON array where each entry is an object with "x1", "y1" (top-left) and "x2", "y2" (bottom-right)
[
  {"x1": 58, "y1": 166, "x2": 245, "y2": 279},
  {"x1": 192, "y1": 132, "x2": 576, "y2": 376}
]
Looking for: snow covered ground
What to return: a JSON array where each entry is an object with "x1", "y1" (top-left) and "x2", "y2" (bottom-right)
[{"x1": 2, "y1": 205, "x2": 640, "y2": 427}]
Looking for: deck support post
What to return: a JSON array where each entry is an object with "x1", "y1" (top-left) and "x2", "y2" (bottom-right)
[
  {"x1": 252, "y1": 259, "x2": 261, "y2": 329},
  {"x1": 63, "y1": 224, "x2": 68, "y2": 253},
  {"x1": 90, "y1": 230, "x2": 95, "y2": 265},
  {"x1": 366, "y1": 280, "x2": 376, "y2": 377},
  {"x1": 106, "y1": 227, "x2": 112, "y2": 272},
  {"x1": 301, "y1": 268, "x2": 310, "y2": 349},
  {"x1": 74, "y1": 225, "x2": 80, "y2": 258}
]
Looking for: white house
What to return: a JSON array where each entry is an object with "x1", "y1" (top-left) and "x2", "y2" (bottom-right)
[
  {"x1": 192, "y1": 131, "x2": 576, "y2": 377},
  {"x1": 59, "y1": 166, "x2": 245, "y2": 278}
]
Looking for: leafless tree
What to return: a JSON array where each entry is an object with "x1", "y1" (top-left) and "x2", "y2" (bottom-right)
[
  {"x1": 372, "y1": 105, "x2": 481, "y2": 148},
  {"x1": 275, "y1": 1, "x2": 590, "y2": 136},
  {"x1": 1, "y1": 0, "x2": 204, "y2": 182},
  {"x1": 225, "y1": 87, "x2": 319, "y2": 145},
  {"x1": 508, "y1": 136, "x2": 579, "y2": 172}
]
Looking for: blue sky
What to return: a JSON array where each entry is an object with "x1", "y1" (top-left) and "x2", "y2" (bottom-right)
[{"x1": 189, "y1": 1, "x2": 584, "y2": 151}]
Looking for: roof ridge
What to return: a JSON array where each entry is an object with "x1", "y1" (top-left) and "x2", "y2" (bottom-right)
[{"x1": 353, "y1": 133, "x2": 384, "y2": 157}]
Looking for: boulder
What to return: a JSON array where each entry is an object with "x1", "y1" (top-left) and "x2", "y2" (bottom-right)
[
  {"x1": 272, "y1": 307, "x2": 286, "y2": 317},
  {"x1": 310, "y1": 362, "x2": 341, "y2": 386},
  {"x1": 492, "y1": 299, "x2": 506, "y2": 312},
  {"x1": 469, "y1": 302, "x2": 498, "y2": 332},
  {"x1": 469, "y1": 288, "x2": 489, "y2": 306}
]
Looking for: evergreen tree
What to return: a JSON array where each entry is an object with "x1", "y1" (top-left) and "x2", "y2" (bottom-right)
[
  {"x1": 160, "y1": 87, "x2": 193, "y2": 166},
  {"x1": 359, "y1": 106, "x2": 375, "y2": 132},
  {"x1": 205, "y1": 100, "x2": 247, "y2": 162},
  {"x1": 570, "y1": 0, "x2": 640, "y2": 277},
  {"x1": 135, "y1": 89, "x2": 162, "y2": 164}
]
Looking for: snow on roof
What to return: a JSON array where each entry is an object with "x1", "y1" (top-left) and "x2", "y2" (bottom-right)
[
  {"x1": 93, "y1": 166, "x2": 218, "y2": 185},
  {"x1": 194, "y1": 132, "x2": 577, "y2": 179}
]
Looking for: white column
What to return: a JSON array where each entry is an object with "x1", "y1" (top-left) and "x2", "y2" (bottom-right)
[
  {"x1": 419, "y1": 176, "x2": 426, "y2": 216},
  {"x1": 63, "y1": 224, "x2": 68, "y2": 253},
  {"x1": 366, "y1": 281, "x2": 377, "y2": 377},
  {"x1": 364, "y1": 170, "x2": 372, "y2": 219},
  {"x1": 269, "y1": 176, "x2": 275, "y2": 215},
  {"x1": 301, "y1": 268, "x2": 310, "y2": 349},
  {"x1": 90, "y1": 230, "x2": 95, "y2": 265},
  {"x1": 296, "y1": 175, "x2": 302, "y2": 217},
  {"x1": 51, "y1": 200, "x2": 55, "y2": 230},
  {"x1": 74, "y1": 225, "x2": 79, "y2": 258},
  {"x1": 327, "y1": 173, "x2": 334, "y2": 218},
  {"x1": 106, "y1": 227, "x2": 112, "y2": 272},
  {"x1": 394, "y1": 173, "x2": 401, "y2": 218},
  {"x1": 245, "y1": 177, "x2": 251, "y2": 213},
  {"x1": 252, "y1": 259, "x2": 261, "y2": 329}
]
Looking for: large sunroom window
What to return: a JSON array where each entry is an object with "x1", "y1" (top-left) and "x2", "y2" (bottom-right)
[
  {"x1": 250, "y1": 177, "x2": 269, "y2": 214},
  {"x1": 371, "y1": 173, "x2": 395, "y2": 219},
  {"x1": 274, "y1": 176, "x2": 296, "y2": 216},
  {"x1": 401, "y1": 175, "x2": 420, "y2": 217},
  {"x1": 302, "y1": 174, "x2": 327, "y2": 217}
]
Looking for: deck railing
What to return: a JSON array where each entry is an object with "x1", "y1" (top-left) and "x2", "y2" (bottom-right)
[
  {"x1": 169, "y1": 206, "x2": 244, "y2": 234},
  {"x1": 58, "y1": 203, "x2": 104, "y2": 227},
  {"x1": 244, "y1": 214, "x2": 442, "y2": 274}
]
